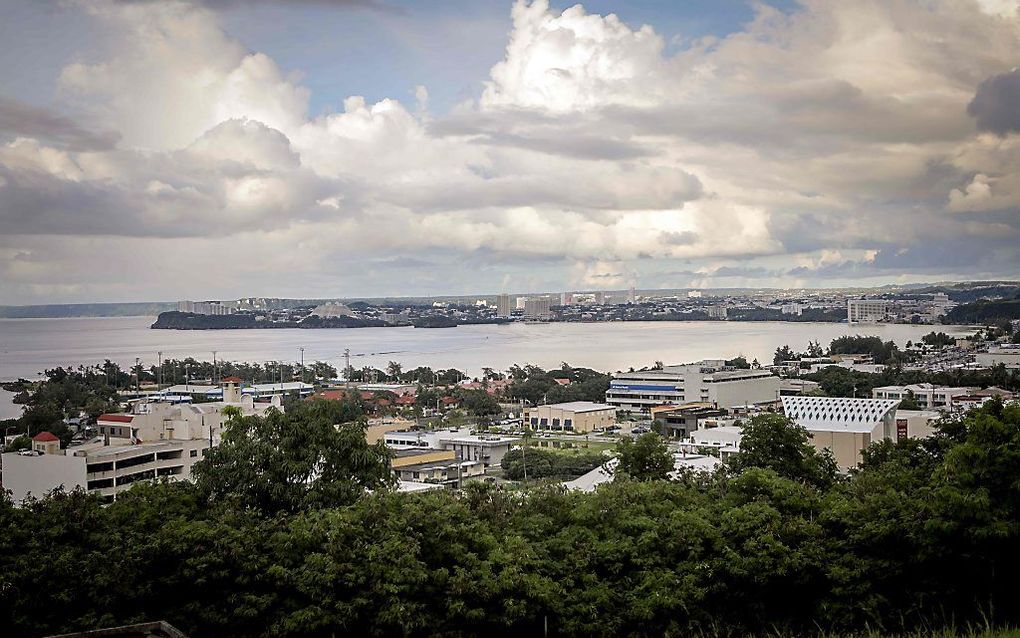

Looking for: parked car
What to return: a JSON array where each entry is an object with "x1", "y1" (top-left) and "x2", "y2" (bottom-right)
[{"x1": 631, "y1": 426, "x2": 650, "y2": 434}]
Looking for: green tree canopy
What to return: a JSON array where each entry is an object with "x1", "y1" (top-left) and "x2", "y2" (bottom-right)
[
  {"x1": 726, "y1": 413, "x2": 837, "y2": 488},
  {"x1": 194, "y1": 399, "x2": 392, "y2": 514},
  {"x1": 616, "y1": 432, "x2": 673, "y2": 481}
]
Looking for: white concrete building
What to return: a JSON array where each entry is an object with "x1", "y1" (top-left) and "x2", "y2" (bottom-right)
[
  {"x1": 382, "y1": 428, "x2": 520, "y2": 468},
  {"x1": 871, "y1": 383, "x2": 976, "y2": 411},
  {"x1": 976, "y1": 345, "x2": 1020, "y2": 369},
  {"x1": 177, "y1": 300, "x2": 234, "y2": 315},
  {"x1": 3, "y1": 437, "x2": 211, "y2": 504},
  {"x1": 847, "y1": 299, "x2": 889, "y2": 323},
  {"x1": 2, "y1": 383, "x2": 279, "y2": 504},
  {"x1": 679, "y1": 425, "x2": 742, "y2": 461},
  {"x1": 606, "y1": 362, "x2": 780, "y2": 412},
  {"x1": 782, "y1": 396, "x2": 899, "y2": 468}
]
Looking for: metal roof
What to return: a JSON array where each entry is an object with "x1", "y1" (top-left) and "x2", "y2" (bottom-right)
[{"x1": 781, "y1": 396, "x2": 899, "y2": 433}]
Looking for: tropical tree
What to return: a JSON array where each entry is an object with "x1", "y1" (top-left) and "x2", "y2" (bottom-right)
[
  {"x1": 194, "y1": 399, "x2": 392, "y2": 513},
  {"x1": 726, "y1": 413, "x2": 837, "y2": 488},
  {"x1": 616, "y1": 432, "x2": 673, "y2": 481}
]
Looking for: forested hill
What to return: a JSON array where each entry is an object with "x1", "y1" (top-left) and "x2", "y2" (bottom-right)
[
  {"x1": 945, "y1": 298, "x2": 1020, "y2": 324},
  {"x1": 150, "y1": 311, "x2": 390, "y2": 329},
  {"x1": 0, "y1": 302, "x2": 175, "y2": 318}
]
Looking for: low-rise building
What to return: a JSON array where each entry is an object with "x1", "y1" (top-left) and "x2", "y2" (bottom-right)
[
  {"x1": 651, "y1": 403, "x2": 728, "y2": 439},
  {"x1": 2, "y1": 381, "x2": 278, "y2": 504},
  {"x1": 383, "y1": 428, "x2": 519, "y2": 468},
  {"x1": 779, "y1": 378, "x2": 821, "y2": 396},
  {"x1": 976, "y1": 345, "x2": 1020, "y2": 369},
  {"x1": 3, "y1": 438, "x2": 210, "y2": 504},
  {"x1": 391, "y1": 449, "x2": 484, "y2": 487},
  {"x1": 679, "y1": 425, "x2": 742, "y2": 461},
  {"x1": 893, "y1": 409, "x2": 943, "y2": 440},
  {"x1": 871, "y1": 383, "x2": 976, "y2": 411},
  {"x1": 606, "y1": 362, "x2": 780, "y2": 412},
  {"x1": 524, "y1": 401, "x2": 616, "y2": 433}
]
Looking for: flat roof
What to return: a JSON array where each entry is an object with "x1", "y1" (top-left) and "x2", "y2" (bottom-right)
[
  {"x1": 87, "y1": 440, "x2": 192, "y2": 458},
  {"x1": 397, "y1": 459, "x2": 480, "y2": 472},
  {"x1": 705, "y1": 369, "x2": 776, "y2": 381},
  {"x1": 440, "y1": 432, "x2": 521, "y2": 444},
  {"x1": 540, "y1": 401, "x2": 616, "y2": 413}
]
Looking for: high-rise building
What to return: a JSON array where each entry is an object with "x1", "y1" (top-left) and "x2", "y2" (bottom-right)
[
  {"x1": 847, "y1": 299, "x2": 889, "y2": 323},
  {"x1": 628, "y1": 286, "x2": 636, "y2": 303},
  {"x1": 595, "y1": 291, "x2": 606, "y2": 305},
  {"x1": 560, "y1": 292, "x2": 573, "y2": 306},
  {"x1": 496, "y1": 293, "x2": 512, "y2": 318},
  {"x1": 523, "y1": 296, "x2": 552, "y2": 319}
]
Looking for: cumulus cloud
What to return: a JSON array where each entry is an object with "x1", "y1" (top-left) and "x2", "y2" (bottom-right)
[{"x1": 1, "y1": 0, "x2": 1019, "y2": 303}]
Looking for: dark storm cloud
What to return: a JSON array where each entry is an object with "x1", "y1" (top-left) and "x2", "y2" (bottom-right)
[
  {"x1": 968, "y1": 69, "x2": 1020, "y2": 136},
  {"x1": 0, "y1": 98, "x2": 120, "y2": 151},
  {"x1": 0, "y1": 157, "x2": 343, "y2": 238}
]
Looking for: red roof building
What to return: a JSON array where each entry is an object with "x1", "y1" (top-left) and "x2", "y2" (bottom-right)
[
  {"x1": 98, "y1": 414, "x2": 134, "y2": 423},
  {"x1": 32, "y1": 431, "x2": 59, "y2": 442},
  {"x1": 221, "y1": 376, "x2": 243, "y2": 383},
  {"x1": 315, "y1": 390, "x2": 347, "y2": 401}
]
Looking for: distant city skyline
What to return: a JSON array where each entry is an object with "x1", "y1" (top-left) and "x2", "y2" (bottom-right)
[{"x1": 1, "y1": 0, "x2": 1019, "y2": 305}]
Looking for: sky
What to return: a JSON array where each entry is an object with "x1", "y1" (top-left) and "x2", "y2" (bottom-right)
[{"x1": 0, "y1": 0, "x2": 1019, "y2": 305}]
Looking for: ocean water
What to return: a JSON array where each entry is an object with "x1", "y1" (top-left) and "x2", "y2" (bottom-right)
[{"x1": 0, "y1": 315, "x2": 974, "y2": 397}]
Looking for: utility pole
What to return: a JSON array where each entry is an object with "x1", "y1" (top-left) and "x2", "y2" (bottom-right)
[
  {"x1": 212, "y1": 351, "x2": 218, "y2": 385},
  {"x1": 299, "y1": 347, "x2": 305, "y2": 383},
  {"x1": 134, "y1": 357, "x2": 140, "y2": 395},
  {"x1": 157, "y1": 351, "x2": 163, "y2": 396},
  {"x1": 522, "y1": 429, "x2": 528, "y2": 481}
]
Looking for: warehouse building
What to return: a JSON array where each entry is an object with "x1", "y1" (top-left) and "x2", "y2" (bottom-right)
[
  {"x1": 524, "y1": 401, "x2": 616, "y2": 433},
  {"x1": 781, "y1": 396, "x2": 900, "y2": 469}
]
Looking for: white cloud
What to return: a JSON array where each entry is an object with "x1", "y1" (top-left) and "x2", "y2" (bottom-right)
[
  {"x1": 481, "y1": 0, "x2": 666, "y2": 111},
  {"x1": 1, "y1": 0, "x2": 1019, "y2": 303}
]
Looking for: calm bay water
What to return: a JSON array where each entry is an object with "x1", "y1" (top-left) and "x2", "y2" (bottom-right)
[{"x1": 0, "y1": 316, "x2": 975, "y2": 419}]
